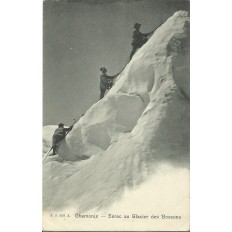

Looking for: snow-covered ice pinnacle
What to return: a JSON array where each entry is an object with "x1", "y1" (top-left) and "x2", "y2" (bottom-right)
[{"x1": 43, "y1": 11, "x2": 190, "y2": 226}]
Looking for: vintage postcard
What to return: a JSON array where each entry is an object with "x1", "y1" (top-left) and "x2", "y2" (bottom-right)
[{"x1": 43, "y1": 0, "x2": 190, "y2": 231}]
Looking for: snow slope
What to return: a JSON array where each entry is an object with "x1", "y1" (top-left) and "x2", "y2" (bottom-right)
[
  {"x1": 43, "y1": 11, "x2": 190, "y2": 231},
  {"x1": 42, "y1": 125, "x2": 56, "y2": 157}
]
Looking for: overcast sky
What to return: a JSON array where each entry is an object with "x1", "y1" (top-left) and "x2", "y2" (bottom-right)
[{"x1": 43, "y1": 0, "x2": 189, "y2": 126}]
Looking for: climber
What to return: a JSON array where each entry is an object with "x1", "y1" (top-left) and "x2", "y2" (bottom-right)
[
  {"x1": 99, "y1": 67, "x2": 119, "y2": 99},
  {"x1": 129, "y1": 23, "x2": 154, "y2": 60},
  {"x1": 50, "y1": 123, "x2": 73, "y2": 156}
]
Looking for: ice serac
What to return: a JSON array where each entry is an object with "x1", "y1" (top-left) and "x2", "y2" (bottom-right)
[{"x1": 43, "y1": 10, "x2": 190, "y2": 218}]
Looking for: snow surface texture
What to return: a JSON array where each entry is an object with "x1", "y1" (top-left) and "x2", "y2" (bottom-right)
[
  {"x1": 43, "y1": 125, "x2": 56, "y2": 157},
  {"x1": 43, "y1": 11, "x2": 190, "y2": 231}
]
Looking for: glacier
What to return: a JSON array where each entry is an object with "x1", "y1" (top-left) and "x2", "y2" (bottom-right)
[{"x1": 43, "y1": 11, "x2": 190, "y2": 231}]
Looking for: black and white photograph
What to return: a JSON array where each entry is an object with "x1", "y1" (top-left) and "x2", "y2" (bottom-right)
[{"x1": 42, "y1": 0, "x2": 190, "y2": 230}]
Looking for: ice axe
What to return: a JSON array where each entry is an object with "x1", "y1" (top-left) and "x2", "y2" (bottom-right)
[
  {"x1": 151, "y1": 21, "x2": 163, "y2": 35},
  {"x1": 65, "y1": 118, "x2": 77, "y2": 136},
  {"x1": 112, "y1": 63, "x2": 128, "y2": 84}
]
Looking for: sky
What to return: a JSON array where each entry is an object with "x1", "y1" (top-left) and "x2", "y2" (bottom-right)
[{"x1": 43, "y1": 0, "x2": 189, "y2": 126}]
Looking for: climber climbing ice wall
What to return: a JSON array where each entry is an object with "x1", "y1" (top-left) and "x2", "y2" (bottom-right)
[{"x1": 43, "y1": 0, "x2": 190, "y2": 231}]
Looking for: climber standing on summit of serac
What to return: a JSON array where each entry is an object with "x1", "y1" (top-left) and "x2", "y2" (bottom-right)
[
  {"x1": 99, "y1": 67, "x2": 119, "y2": 100},
  {"x1": 129, "y1": 23, "x2": 154, "y2": 60}
]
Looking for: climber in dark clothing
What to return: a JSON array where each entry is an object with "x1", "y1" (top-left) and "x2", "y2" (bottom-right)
[
  {"x1": 129, "y1": 23, "x2": 154, "y2": 60},
  {"x1": 50, "y1": 123, "x2": 73, "y2": 156},
  {"x1": 99, "y1": 67, "x2": 119, "y2": 99}
]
